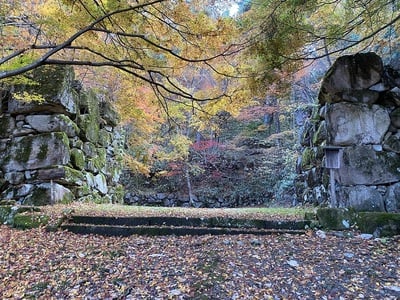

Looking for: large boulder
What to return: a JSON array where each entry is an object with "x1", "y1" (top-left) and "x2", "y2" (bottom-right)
[
  {"x1": 23, "y1": 182, "x2": 74, "y2": 206},
  {"x1": 319, "y1": 52, "x2": 383, "y2": 104},
  {"x1": 7, "y1": 66, "x2": 78, "y2": 115},
  {"x1": 326, "y1": 103, "x2": 390, "y2": 145},
  {"x1": 337, "y1": 185, "x2": 385, "y2": 212},
  {"x1": 25, "y1": 114, "x2": 79, "y2": 137},
  {"x1": 1, "y1": 132, "x2": 70, "y2": 172},
  {"x1": 335, "y1": 146, "x2": 400, "y2": 185}
]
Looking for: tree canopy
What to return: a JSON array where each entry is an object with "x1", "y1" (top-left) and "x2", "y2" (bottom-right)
[
  {"x1": 3, "y1": 0, "x2": 400, "y2": 104},
  {"x1": 241, "y1": 0, "x2": 400, "y2": 92},
  {"x1": 0, "y1": 0, "x2": 246, "y2": 107}
]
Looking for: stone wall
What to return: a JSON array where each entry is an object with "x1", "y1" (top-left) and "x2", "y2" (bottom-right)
[
  {"x1": 296, "y1": 52, "x2": 400, "y2": 212},
  {"x1": 0, "y1": 66, "x2": 124, "y2": 205}
]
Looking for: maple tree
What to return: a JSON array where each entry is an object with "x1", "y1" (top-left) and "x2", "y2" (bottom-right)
[
  {"x1": 0, "y1": 0, "x2": 254, "y2": 181},
  {"x1": 0, "y1": 0, "x2": 246, "y2": 106}
]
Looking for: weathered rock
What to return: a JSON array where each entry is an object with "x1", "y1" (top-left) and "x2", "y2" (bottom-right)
[
  {"x1": 15, "y1": 184, "x2": 35, "y2": 197},
  {"x1": 312, "y1": 121, "x2": 326, "y2": 146},
  {"x1": 94, "y1": 173, "x2": 108, "y2": 195},
  {"x1": 337, "y1": 185, "x2": 385, "y2": 212},
  {"x1": 297, "y1": 53, "x2": 400, "y2": 213},
  {"x1": 340, "y1": 89, "x2": 380, "y2": 105},
  {"x1": 383, "y1": 133, "x2": 400, "y2": 153},
  {"x1": 83, "y1": 142, "x2": 97, "y2": 157},
  {"x1": 0, "y1": 116, "x2": 15, "y2": 138},
  {"x1": 23, "y1": 182, "x2": 74, "y2": 205},
  {"x1": 70, "y1": 148, "x2": 86, "y2": 170},
  {"x1": 2, "y1": 132, "x2": 70, "y2": 172},
  {"x1": 319, "y1": 52, "x2": 383, "y2": 104},
  {"x1": 335, "y1": 146, "x2": 400, "y2": 185},
  {"x1": 35, "y1": 166, "x2": 85, "y2": 186},
  {"x1": 25, "y1": 114, "x2": 79, "y2": 137},
  {"x1": 100, "y1": 101, "x2": 120, "y2": 127},
  {"x1": 12, "y1": 127, "x2": 36, "y2": 137},
  {"x1": 326, "y1": 103, "x2": 390, "y2": 146},
  {"x1": 8, "y1": 66, "x2": 78, "y2": 115},
  {"x1": 98, "y1": 129, "x2": 112, "y2": 147},
  {"x1": 385, "y1": 182, "x2": 400, "y2": 212},
  {"x1": 390, "y1": 107, "x2": 400, "y2": 128},
  {"x1": 77, "y1": 90, "x2": 101, "y2": 143},
  {"x1": 4, "y1": 172, "x2": 24, "y2": 185}
]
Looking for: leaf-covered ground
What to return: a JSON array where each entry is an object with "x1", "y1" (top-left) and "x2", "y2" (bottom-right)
[
  {"x1": 33, "y1": 203, "x2": 313, "y2": 229},
  {"x1": 1, "y1": 226, "x2": 399, "y2": 299},
  {"x1": 40, "y1": 203, "x2": 312, "y2": 221}
]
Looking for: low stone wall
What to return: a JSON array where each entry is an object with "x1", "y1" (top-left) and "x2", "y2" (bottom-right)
[
  {"x1": 296, "y1": 52, "x2": 400, "y2": 212},
  {"x1": 0, "y1": 66, "x2": 124, "y2": 205}
]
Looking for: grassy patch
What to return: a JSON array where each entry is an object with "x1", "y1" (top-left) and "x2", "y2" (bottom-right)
[{"x1": 40, "y1": 203, "x2": 313, "y2": 221}]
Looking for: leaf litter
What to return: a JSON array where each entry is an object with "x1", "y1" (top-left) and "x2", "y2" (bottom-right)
[{"x1": 0, "y1": 226, "x2": 399, "y2": 299}]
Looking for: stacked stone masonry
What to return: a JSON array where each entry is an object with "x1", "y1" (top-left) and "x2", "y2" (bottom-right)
[
  {"x1": 296, "y1": 52, "x2": 400, "y2": 212},
  {"x1": 0, "y1": 66, "x2": 124, "y2": 205}
]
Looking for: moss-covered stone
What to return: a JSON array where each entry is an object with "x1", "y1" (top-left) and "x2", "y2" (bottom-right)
[
  {"x1": 77, "y1": 90, "x2": 101, "y2": 143},
  {"x1": 98, "y1": 129, "x2": 112, "y2": 147},
  {"x1": 23, "y1": 186, "x2": 49, "y2": 206},
  {"x1": 0, "y1": 206, "x2": 12, "y2": 223},
  {"x1": 63, "y1": 166, "x2": 85, "y2": 185},
  {"x1": 94, "y1": 148, "x2": 107, "y2": 171},
  {"x1": 0, "y1": 116, "x2": 15, "y2": 138},
  {"x1": 355, "y1": 212, "x2": 400, "y2": 236},
  {"x1": 312, "y1": 121, "x2": 326, "y2": 146},
  {"x1": 0, "y1": 200, "x2": 16, "y2": 206},
  {"x1": 9, "y1": 65, "x2": 78, "y2": 115},
  {"x1": 16, "y1": 138, "x2": 33, "y2": 163},
  {"x1": 37, "y1": 143, "x2": 49, "y2": 160},
  {"x1": 317, "y1": 208, "x2": 400, "y2": 236},
  {"x1": 100, "y1": 100, "x2": 120, "y2": 126},
  {"x1": 13, "y1": 214, "x2": 49, "y2": 229},
  {"x1": 70, "y1": 148, "x2": 86, "y2": 170},
  {"x1": 301, "y1": 147, "x2": 318, "y2": 171},
  {"x1": 75, "y1": 184, "x2": 91, "y2": 198},
  {"x1": 23, "y1": 183, "x2": 74, "y2": 206},
  {"x1": 78, "y1": 114, "x2": 100, "y2": 143},
  {"x1": 112, "y1": 184, "x2": 125, "y2": 204},
  {"x1": 79, "y1": 193, "x2": 108, "y2": 204},
  {"x1": 316, "y1": 208, "x2": 356, "y2": 230},
  {"x1": 4, "y1": 132, "x2": 70, "y2": 172}
]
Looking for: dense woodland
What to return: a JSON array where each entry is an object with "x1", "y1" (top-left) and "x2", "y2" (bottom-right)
[{"x1": 2, "y1": 0, "x2": 400, "y2": 205}]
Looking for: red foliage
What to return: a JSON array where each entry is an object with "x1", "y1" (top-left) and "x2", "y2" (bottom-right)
[
  {"x1": 165, "y1": 162, "x2": 184, "y2": 177},
  {"x1": 237, "y1": 105, "x2": 279, "y2": 121},
  {"x1": 191, "y1": 140, "x2": 221, "y2": 152},
  {"x1": 211, "y1": 170, "x2": 223, "y2": 179}
]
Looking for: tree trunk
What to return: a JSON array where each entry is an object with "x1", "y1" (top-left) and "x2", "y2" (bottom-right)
[
  {"x1": 185, "y1": 168, "x2": 195, "y2": 206},
  {"x1": 323, "y1": 37, "x2": 332, "y2": 67}
]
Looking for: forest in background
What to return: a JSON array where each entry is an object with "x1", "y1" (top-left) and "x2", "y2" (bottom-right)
[{"x1": 2, "y1": 0, "x2": 400, "y2": 206}]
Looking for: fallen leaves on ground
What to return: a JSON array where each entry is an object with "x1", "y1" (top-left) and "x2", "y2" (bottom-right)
[
  {"x1": 41, "y1": 203, "x2": 311, "y2": 220},
  {"x1": 0, "y1": 226, "x2": 399, "y2": 299}
]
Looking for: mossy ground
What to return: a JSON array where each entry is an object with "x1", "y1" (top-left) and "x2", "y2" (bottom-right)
[
  {"x1": 317, "y1": 208, "x2": 400, "y2": 236},
  {"x1": 13, "y1": 214, "x2": 49, "y2": 229}
]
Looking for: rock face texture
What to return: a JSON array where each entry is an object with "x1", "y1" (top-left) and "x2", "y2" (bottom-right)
[
  {"x1": 296, "y1": 52, "x2": 400, "y2": 212},
  {"x1": 0, "y1": 66, "x2": 124, "y2": 205}
]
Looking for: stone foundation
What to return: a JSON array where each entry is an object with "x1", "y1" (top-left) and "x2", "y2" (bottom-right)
[
  {"x1": 0, "y1": 66, "x2": 124, "y2": 205},
  {"x1": 296, "y1": 53, "x2": 400, "y2": 212}
]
